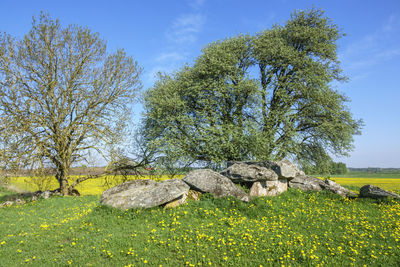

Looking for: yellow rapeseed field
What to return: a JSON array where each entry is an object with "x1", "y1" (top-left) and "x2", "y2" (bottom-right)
[
  {"x1": 8, "y1": 175, "x2": 184, "y2": 195},
  {"x1": 330, "y1": 178, "x2": 400, "y2": 191}
]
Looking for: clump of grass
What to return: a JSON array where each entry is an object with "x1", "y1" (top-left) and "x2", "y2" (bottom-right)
[{"x1": 1, "y1": 189, "x2": 399, "y2": 266}]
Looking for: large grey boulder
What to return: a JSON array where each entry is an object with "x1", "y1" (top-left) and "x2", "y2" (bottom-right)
[
  {"x1": 249, "y1": 180, "x2": 288, "y2": 197},
  {"x1": 221, "y1": 162, "x2": 278, "y2": 183},
  {"x1": 182, "y1": 169, "x2": 250, "y2": 202},
  {"x1": 227, "y1": 160, "x2": 304, "y2": 180},
  {"x1": 269, "y1": 159, "x2": 305, "y2": 179},
  {"x1": 288, "y1": 175, "x2": 356, "y2": 197},
  {"x1": 100, "y1": 179, "x2": 190, "y2": 210},
  {"x1": 359, "y1": 185, "x2": 400, "y2": 199},
  {"x1": 288, "y1": 175, "x2": 325, "y2": 191}
]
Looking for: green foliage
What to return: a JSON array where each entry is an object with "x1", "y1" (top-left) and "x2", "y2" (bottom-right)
[
  {"x1": 303, "y1": 160, "x2": 348, "y2": 175},
  {"x1": 144, "y1": 35, "x2": 258, "y2": 167},
  {"x1": 0, "y1": 191, "x2": 399, "y2": 266},
  {"x1": 333, "y1": 162, "x2": 348, "y2": 174},
  {"x1": 143, "y1": 8, "x2": 362, "y2": 168}
]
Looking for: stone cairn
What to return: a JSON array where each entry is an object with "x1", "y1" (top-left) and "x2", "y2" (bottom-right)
[
  {"x1": 2, "y1": 160, "x2": 399, "y2": 208},
  {"x1": 99, "y1": 160, "x2": 398, "y2": 210}
]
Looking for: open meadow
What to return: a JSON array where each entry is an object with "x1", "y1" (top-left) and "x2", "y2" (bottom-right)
[
  {"x1": 1, "y1": 173, "x2": 400, "y2": 266},
  {"x1": 0, "y1": 187, "x2": 399, "y2": 266}
]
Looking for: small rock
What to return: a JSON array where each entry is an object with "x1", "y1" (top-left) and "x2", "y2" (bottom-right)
[
  {"x1": 15, "y1": 199, "x2": 25, "y2": 205},
  {"x1": 164, "y1": 189, "x2": 202, "y2": 209},
  {"x1": 1, "y1": 201, "x2": 14, "y2": 207},
  {"x1": 187, "y1": 190, "x2": 202, "y2": 201},
  {"x1": 41, "y1": 190, "x2": 52, "y2": 199}
]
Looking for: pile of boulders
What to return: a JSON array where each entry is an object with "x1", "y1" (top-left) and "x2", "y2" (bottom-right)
[
  {"x1": 100, "y1": 160, "x2": 400, "y2": 210},
  {"x1": 2, "y1": 160, "x2": 399, "y2": 209}
]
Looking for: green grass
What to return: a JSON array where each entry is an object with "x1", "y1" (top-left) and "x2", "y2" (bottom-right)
[
  {"x1": 0, "y1": 186, "x2": 14, "y2": 198},
  {"x1": 1, "y1": 187, "x2": 399, "y2": 266}
]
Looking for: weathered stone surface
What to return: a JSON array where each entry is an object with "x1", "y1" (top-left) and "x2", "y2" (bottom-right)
[
  {"x1": 182, "y1": 169, "x2": 250, "y2": 202},
  {"x1": 227, "y1": 160, "x2": 303, "y2": 180},
  {"x1": 288, "y1": 175, "x2": 325, "y2": 191},
  {"x1": 249, "y1": 179, "x2": 288, "y2": 197},
  {"x1": 100, "y1": 179, "x2": 190, "y2": 210},
  {"x1": 359, "y1": 185, "x2": 400, "y2": 199},
  {"x1": 288, "y1": 175, "x2": 356, "y2": 197},
  {"x1": 271, "y1": 160, "x2": 304, "y2": 179},
  {"x1": 221, "y1": 162, "x2": 278, "y2": 183},
  {"x1": 323, "y1": 179, "x2": 357, "y2": 198},
  {"x1": 101, "y1": 179, "x2": 156, "y2": 201}
]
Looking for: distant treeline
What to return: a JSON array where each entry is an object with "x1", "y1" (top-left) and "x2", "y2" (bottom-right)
[{"x1": 348, "y1": 168, "x2": 400, "y2": 174}]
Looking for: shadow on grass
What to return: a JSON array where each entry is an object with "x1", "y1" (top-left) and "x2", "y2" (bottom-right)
[{"x1": 0, "y1": 185, "x2": 36, "y2": 203}]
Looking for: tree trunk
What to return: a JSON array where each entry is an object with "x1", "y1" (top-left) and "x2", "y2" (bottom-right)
[
  {"x1": 60, "y1": 177, "x2": 69, "y2": 196},
  {"x1": 56, "y1": 165, "x2": 70, "y2": 196}
]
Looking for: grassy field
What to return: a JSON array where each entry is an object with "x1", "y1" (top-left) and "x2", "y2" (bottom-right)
[{"x1": 0, "y1": 188, "x2": 399, "y2": 266}]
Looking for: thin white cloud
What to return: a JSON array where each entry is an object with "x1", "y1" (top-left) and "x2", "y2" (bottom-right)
[
  {"x1": 340, "y1": 14, "x2": 400, "y2": 74},
  {"x1": 148, "y1": 3, "x2": 206, "y2": 87},
  {"x1": 155, "y1": 52, "x2": 187, "y2": 62},
  {"x1": 166, "y1": 13, "x2": 206, "y2": 44}
]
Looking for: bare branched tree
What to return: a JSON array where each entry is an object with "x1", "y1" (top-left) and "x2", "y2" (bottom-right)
[{"x1": 0, "y1": 12, "x2": 142, "y2": 195}]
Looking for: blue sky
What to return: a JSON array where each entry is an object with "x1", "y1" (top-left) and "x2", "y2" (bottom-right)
[{"x1": 1, "y1": 0, "x2": 399, "y2": 167}]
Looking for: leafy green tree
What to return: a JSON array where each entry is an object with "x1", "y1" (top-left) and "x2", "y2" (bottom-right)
[
  {"x1": 144, "y1": 35, "x2": 258, "y2": 166},
  {"x1": 332, "y1": 162, "x2": 348, "y2": 175},
  {"x1": 0, "y1": 13, "x2": 141, "y2": 195},
  {"x1": 143, "y1": 8, "x2": 362, "y2": 168}
]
